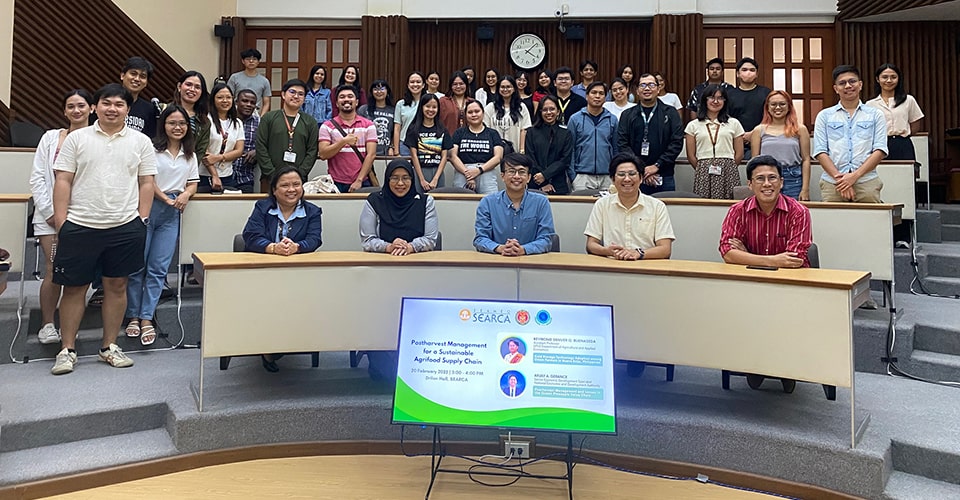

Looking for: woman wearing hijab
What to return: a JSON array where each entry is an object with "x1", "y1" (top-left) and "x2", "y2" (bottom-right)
[{"x1": 360, "y1": 159, "x2": 438, "y2": 255}]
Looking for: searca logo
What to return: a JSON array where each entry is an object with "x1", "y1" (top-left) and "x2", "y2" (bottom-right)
[{"x1": 459, "y1": 309, "x2": 471, "y2": 321}]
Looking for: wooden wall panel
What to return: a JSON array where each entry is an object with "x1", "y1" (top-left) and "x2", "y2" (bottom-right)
[
  {"x1": 11, "y1": 0, "x2": 184, "y2": 130},
  {"x1": 219, "y1": 16, "x2": 248, "y2": 80},
  {"x1": 361, "y1": 16, "x2": 410, "y2": 97},
  {"x1": 839, "y1": 21, "x2": 960, "y2": 177},
  {"x1": 407, "y1": 20, "x2": 650, "y2": 88},
  {"x1": 651, "y1": 14, "x2": 703, "y2": 110},
  {"x1": 0, "y1": 99, "x2": 9, "y2": 147},
  {"x1": 837, "y1": 0, "x2": 949, "y2": 20}
]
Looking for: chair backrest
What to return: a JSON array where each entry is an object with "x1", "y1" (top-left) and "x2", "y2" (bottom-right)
[
  {"x1": 570, "y1": 189, "x2": 602, "y2": 197},
  {"x1": 233, "y1": 234, "x2": 245, "y2": 252},
  {"x1": 435, "y1": 231, "x2": 442, "y2": 251},
  {"x1": 652, "y1": 190, "x2": 701, "y2": 199},
  {"x1": 10, "y1": 121, "x2": 45, "y2": 148},
  {"x1": 431, "y1": 186, "x2": 476, "y2": 194},
  {"x1": 550, "y1": 233, "x2": 560, "y2": 252},
  {"x1": 732, "y1": 186, "x2": 752, "y2": 200},
  {"x1": 808, "y1": 242, "x2": 820, "y2": 269},
  {"x1": 356, "y1": 186, "x2": 380, "y2": 193}
]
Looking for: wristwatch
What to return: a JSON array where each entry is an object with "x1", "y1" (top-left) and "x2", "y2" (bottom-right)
[
  {"x1": 636, "y1": 248, "x2": 645, "y2": 260},
  {"x1": 141, "y1": 217, "x2": 149, "y2": 225}
]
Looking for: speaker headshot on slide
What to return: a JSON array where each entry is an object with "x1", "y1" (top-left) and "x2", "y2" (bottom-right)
[
  {"x1": 500, "y1": 371, "x2": 526, "y2": 398},
  {"x1": 501, "y1": 337, "x2": 526, "y2": 364}
]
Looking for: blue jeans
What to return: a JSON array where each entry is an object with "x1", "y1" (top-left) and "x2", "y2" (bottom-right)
[
  {"x1": 126, "y1": 195, "x2": 180, "y2": 320},
  {"x1": 640, "y1": 175, "x2": 676, "y2": 195},
  {"x1": 781, "y1": 165, "x2": 802, "y2": 199}
]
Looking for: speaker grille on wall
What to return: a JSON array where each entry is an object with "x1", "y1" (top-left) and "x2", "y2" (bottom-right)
[
  {"x1": 477, "y1": 26, "x2": 494, "y2": 41},
  {"x1": 565, "y1": 25, "x2": 585, "y2": 40},
  {"x1": 214, "y1": 24, "x2": 235, "y2": 38}
]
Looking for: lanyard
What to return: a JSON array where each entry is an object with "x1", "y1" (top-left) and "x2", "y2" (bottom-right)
[
  {"x1": 557, "y1": 97, "x2": 571, "y2": 122},
  {"x1": 706, "y1": 120, "x2": 721, "y2": 158},
  {"x1": 640, "y1": 103, "x2": 657, "y2": 143},
  {"x1": 283, "y1": 113, "x2": 300, "y2": 151},
  {"x1": 218, "y1": 120, "x2": 229, "y2": 155}
]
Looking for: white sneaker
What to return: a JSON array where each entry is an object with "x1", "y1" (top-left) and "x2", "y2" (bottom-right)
[
  {"x1": 98, "y1": 343, "x2": 134, "y2": 368},
  {"x1": 37, "y1": 323, "x2": 61, "y2": 345},
  {"x1": 51, "y1": 349, "x2": 77, "y2": 375}
]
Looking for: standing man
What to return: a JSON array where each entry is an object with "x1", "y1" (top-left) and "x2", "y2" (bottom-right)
[
  {"x1": 687, "y1": 58, "x2": 730, "y2": 120},
  {"x1": 567, "y1": 82, "x2": 618, "y2": 192},
  {"x1": 727, "y1": 58, "x2": 771, "y2": 159},
  {"x1": 584, "y1": 152, "x2": 675, "y2": 261},
  {"x1": 232, "y1": 89, "x2": 260, "y2": 193},
  {"x1": 617, "y1": 73, "x2": 684, "y2": 194},
  {"x1": 50, "y1": 84, "x2": 157, "y2": 375},
  {"x1": 318, "y1": 84, "x2": 378, "y2": 193},
  {"x1": 553, "y1": 67, "x2": 587, "y2": 126},
  {"x1": 227, "y1": 48, "x2": 272, "y2": 115},
  {"x1": 255, "y1": 79, "x2": 319, "y2": 190},
  {"x1": 571, "y1": 60, "x2": 598, "y2": 98},
  {"x1": 813, "y1": 64, "x2": 887, "y2": 204},
  {"x1": 474, "y1": 153, "x2": 556, "y2": 256},
  {"x1": 120, "y1": 56, "x2": 158, "y2": 138}
]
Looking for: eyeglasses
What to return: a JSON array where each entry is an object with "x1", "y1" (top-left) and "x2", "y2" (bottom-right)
[
  {"x1": 708, "y1": 96, "x2": 726, "y2": 102},
  {"x1": 166, "y1": 121, "x2": 188, "y2": 128},
  {"x1": 504, "y1": 169, "x2": 529, "y2": 177},
  {"x1": 752, "y1": 175, "x2": 781, "y2": 184},
  {"x1": 638, "y1": 83, "x2": 658, "y2": 89},
  {"x1": 286, "y1": 89, "x2": 306, "y2": 98},
  {"x1": 372, "y1": 86, "x2": 387, "y2": 91},
  {"x1": 615, "y1": 171, "x2": 640, "y2": 178},
  {"x1": 768, "y1": 102, "x2": 788, "y2": 108},
  {"x1": 389, "y1": 175, "x2": 412, "y2": 183},
  {"x1": 836, "y1": 79, "x2": 860, "y2": 87}
]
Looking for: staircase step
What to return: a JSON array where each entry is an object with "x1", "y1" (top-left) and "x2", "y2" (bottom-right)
[
  {"x1": 0, "y1": 428, "x2": 177, "y2": 486},
  {"x1": 914, "y1": 325, "x2": 960, "y2": 357},
  {"x1": 1, "y1": 403, "x2": 168, "y2": 453},
  {"x1": 913, "y1": 276, "x2": 960, "y2": 298},
  {"x1": 926, "y1": 252, "x2": 960, "y2": 277},
  {"x1": 884, "y1": 471, "x2": 960, "y2": 500},
  {"x1": 937, "y1": 207, "x2": 960, "y2": 225},
  {"x1": 942, "y1": 224, "x2": 960, "y2": 242},
  {"x1": 902, "y1": 350, "x2": 960, "y2": 383},
  {"x1": 891, "y1": 440, "x2": 960, "y2": 486}
]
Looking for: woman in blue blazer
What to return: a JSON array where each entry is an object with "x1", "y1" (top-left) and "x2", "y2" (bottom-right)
[{"x1": 243, "y1": 166, "x2": 323, "y2": 255}]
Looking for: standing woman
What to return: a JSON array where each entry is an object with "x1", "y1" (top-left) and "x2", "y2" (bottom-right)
[
  {"x1": 393, "y1": 71, "x2": 425, "y2": 156},
  {"x1": 358, "y1": 79, "x2": 396, "y2": 157},
  {"x1": 484, "y1": 75, "x2": 531, "y2": 156},
  {"x1": 609, "y1": 65, "x2": 638, "y2": 103},
  {"x1": 125, "y1": 105, "x2": 199, "y2": 345},
  {"x1": 302, "y1": 65, "x2": 332, "y2": 125},
  {"x1": 526, "y1": 95, "x2": 573, "y2": 194},
  {"x1": 425, "y1": 71, "x2": 445, "y2": 98},
  {"x1": 337, "y1": 65, "x2": 367, "y2": 109},
  {"x1": 438, "y1": 71, "x2": 475, "y2": 142},
  {"x1": 475, "y1": 68, "x2": 499, "y2": 107},
  {"x1": 450, "y1": 100, "x2": 503, "y2": 194},
  {"x1": 29, "y1": 89, "x2": 93, "y2": 345},
  {"x1": 867, "y1": 63, "x2": 924, "y2": 161},
  {"x1": 603, "y1": 77, "x2": 637, "y2": 120},
  {"x1": 200, "y1": 83, "x2": 244, "y2": 192},
  {"x1": 515, "y1": 71, "x2": 535, "y2": 117},
  {"x1": 653, "y1": 72, "x2": 684, "y2": 110},
  {"x1": 460, "y1": 65, "x2": 477, "y2": 94},
  {"x1": 750, "y1": 91, "x2": 810, "y2": 200},
  {"x1": 684, "y1": 84, "x2": 744, "y2": 199},
  {"x1": 173, "y1": 71, "x2": 211, "y2": 164},
  {"x1": 403, "y1": 94, "x2": 452, "y2": 192},
  {"x1": 532, "y1": 69, "x2": 555, "y2": 112}
]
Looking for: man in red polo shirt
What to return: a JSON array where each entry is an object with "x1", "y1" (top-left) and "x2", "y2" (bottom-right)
[
  {"x1": 719, "y1": 154, "x2": 812, "y2": 269},
  {"x1": 319, "y1": 84, "x2": 378, "y2": 193}
]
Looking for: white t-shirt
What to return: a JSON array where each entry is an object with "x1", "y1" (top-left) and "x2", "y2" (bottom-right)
[
  {"x1": 204, "y1": 115, "x2": 244, "y2": 177},
  {"x1": 603, "y1": 101, "x2": 636, "y2": 120},
  {"x1": 53, "y1": 123, "x2": 158, "y2": 229},
  {"x1": 684, "y1": 117, "x2": 745, "y2": 160},
  {"x1": 155, "y1": 147, "x2": 201, "y2": 193},
  {"x1": 659, "y1": 93, "x2": 684, "y2": 110}
]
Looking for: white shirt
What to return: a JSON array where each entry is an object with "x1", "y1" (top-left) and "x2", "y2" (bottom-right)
[
  {"x1": 603, "y1": 101, "x2": 636, "y2": 120},
  {"x1": 53, "y1": 122, "x2": 157, "y2": 229},
  {"x1": 155, "y1": 147, "x2": 201, "y2": 193},
  {"x1": 29, "y1": 129, "x2": 64, "y2": 223},
  {"x1": 204, "y1": 115, "x2": 244, "y2": 177},
  {"x1": 684, "y1": 118, "x2": 745, "y2": 160},
  {"x1": 659, "y1": 92, "x2": 684, "y2": 110},
  {"x1": 866, "y1": 94, "x2": 924, "y2": 138},
  {"x1": 584, "y1": 192, "x2": 676, "y2": 251}
]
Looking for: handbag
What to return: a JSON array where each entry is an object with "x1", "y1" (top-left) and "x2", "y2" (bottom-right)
[
  {"x1": 325, "y1": 119, "x2": 380, "y2": 187},
  {"x1": 501, "y1": 138, "x2": 515, "y2": 156}
]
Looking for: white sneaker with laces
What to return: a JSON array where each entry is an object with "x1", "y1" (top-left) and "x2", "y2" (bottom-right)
[
  {"x1": 51, "y1": 348, "x2": 77, "y2": 375},
  {"x1": 98, "y1": 343, "x2": 134, "y2": 368},
  {"x1": 38, "y1": 323, "x2": 61, "y2": 345}
]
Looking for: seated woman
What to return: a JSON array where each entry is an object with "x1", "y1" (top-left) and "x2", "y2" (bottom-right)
[
  {"x1": 360, "y1": 159, "x2": 438, "y2": 255},
  {"x1": 242, "y1": 166, "x2": 323, "y2": 372},
  {"x1": 359, "y1": 159, "x2": 438, "y2": 380}
]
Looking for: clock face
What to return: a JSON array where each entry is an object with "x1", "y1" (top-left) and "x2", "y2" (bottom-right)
[{"x1": 509, "y1": 34, "x2": 546, "y2": 70}]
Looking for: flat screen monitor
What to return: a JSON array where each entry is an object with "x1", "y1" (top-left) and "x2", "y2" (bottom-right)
[{"x1": 392, "y1": 298, "x2": 616, "y2": 434}]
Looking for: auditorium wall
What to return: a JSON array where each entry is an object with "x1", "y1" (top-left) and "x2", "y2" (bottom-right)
[{"x1": 0, "y1": 0, "x2": 13, "y2": 104}]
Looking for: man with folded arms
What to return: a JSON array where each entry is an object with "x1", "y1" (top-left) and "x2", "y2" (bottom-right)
[
  {"x1": 719, "y1": 154, "x2": 813, "y2": 392},
  {"x1": 474, "y1": 153, "x2": 556, "y2": 256}
]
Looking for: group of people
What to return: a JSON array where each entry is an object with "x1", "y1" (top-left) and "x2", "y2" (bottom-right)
[{"x1": 26, "y1": 47, "x2": 921, "y2": 378}]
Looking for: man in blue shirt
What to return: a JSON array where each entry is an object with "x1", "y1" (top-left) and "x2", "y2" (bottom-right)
[
  {"x1": 813, "y1": 64, "x2": 888, "y2": 203},
  {"x1": 474, "y1": 153, "x2": 556, "y2": 256}
]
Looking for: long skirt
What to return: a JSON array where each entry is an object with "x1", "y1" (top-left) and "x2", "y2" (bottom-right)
[{"x1": 693, "y1": 157, "x2": 739, "y2": 199}]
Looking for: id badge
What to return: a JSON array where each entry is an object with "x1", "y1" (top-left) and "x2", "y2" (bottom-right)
[
  {"x1": 640, "y1": 141, "x2": 650, "y2": 157},
  {"x1": 283, "y1": 150, "x2": 297, "y2": 163},
  {"x1": 708, "y1": 164, "x2": 722, "y2": 176}
]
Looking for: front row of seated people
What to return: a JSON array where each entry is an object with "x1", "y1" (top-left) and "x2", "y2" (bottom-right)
[{"x1": 239, "y1": 151, "x2": 812, "y2": 379}]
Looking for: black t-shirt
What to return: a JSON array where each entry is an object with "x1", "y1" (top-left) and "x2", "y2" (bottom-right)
[
  {"x1": 727, "y1": 85, "x2": 771, "y2": 133},
  {"x1": 404, "y1": 122, "x2": 452, "y2": 168},
  {"x1": 452, "y1": 125, "x2": 501, "y2": 164},
  {"x1": 127, "y1": 97, "x2": 158, "y2": 138},
  {"x1": 557, "y1": 93, "x2": 587, "y2": 125},
  {"x1": 359, "y1": 104, "x2": 395, "y2": 156}
]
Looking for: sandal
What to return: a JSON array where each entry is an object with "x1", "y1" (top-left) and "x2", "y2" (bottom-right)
[
  {"x1": 125, "y1": 319, "x2": 141, "y2": 337},
  {"x1": 88, "y1": 288, "x2": 105, "y2": 307},
  {"x1": 140, "y1": 324, "x2": 157, "y2": 346}
]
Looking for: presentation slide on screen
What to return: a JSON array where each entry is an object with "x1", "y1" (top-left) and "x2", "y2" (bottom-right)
[{"x1": 392, "y1": 298, "x2": 616, "y2": 434}]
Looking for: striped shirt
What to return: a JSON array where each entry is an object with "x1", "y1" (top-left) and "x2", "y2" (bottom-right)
[
  {"x1": 232, "y1": 113, "x2": 260, "y2": 186},
  {"x1": 718, "y1": 194, "x2": 812, "y2": 267}
]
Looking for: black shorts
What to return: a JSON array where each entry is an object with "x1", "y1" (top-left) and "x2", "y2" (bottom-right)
[{"x1": 53, "y1": 218, "x2": 146, "y2": 286}]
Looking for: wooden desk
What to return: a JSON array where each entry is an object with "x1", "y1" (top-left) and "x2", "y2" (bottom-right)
[{"x1": 193, "y1": 250, "x2": 871, "y2": 446}]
